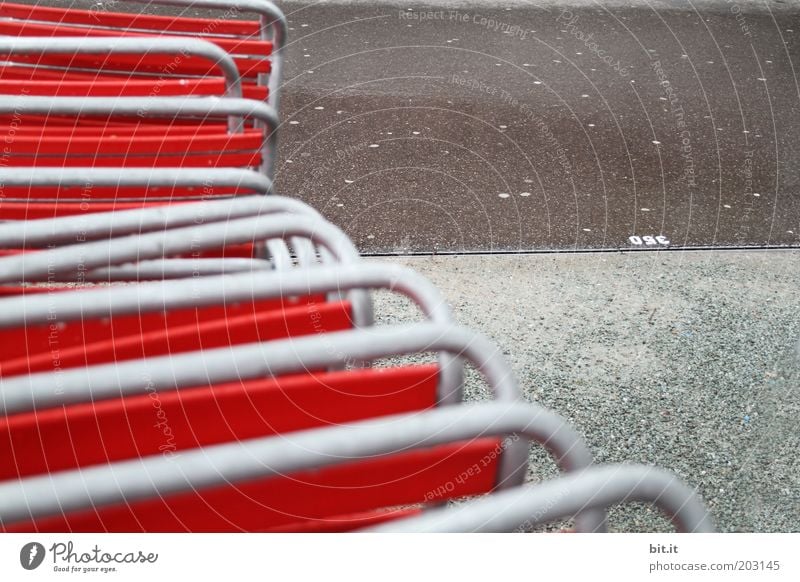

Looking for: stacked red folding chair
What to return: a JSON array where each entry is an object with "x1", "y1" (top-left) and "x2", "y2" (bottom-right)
[{"x1": 0, "y1": 1, "x2": 714, "y2": 533}]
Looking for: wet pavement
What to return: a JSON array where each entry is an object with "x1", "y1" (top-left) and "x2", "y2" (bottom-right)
[
  {"x1": 274, "y1": 1, "x2": 799, "y2": 253},
  {"x1": 17, "y1": 1, "x2": 800, "y2": 252}
]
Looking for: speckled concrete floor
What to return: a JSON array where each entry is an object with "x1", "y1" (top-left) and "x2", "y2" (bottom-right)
[{"x1": 369, "y1": 250, "x2": 800, "y2": 531}]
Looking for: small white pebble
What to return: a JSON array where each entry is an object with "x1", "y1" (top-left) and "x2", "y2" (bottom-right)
[
  {"x1": 369, "y1": 144, "x2": 379, "y2": 148},
  {"x1": 412, "y1": 131, "x2": 420, "y2": 135},
  {"x1": 498, "y1": 193, "x2": 510, "y2": 199},
  {"x1": 723, "y1": 204, "x2": 732, "y2": 208},
  {"x1": 314, "y1": 106, "x2": 324, "y2": 110},
  {"x1": 581, "y1": 94, "x2": 590, "y2": 98},
  {"x1": 499, "y1": 125, "x2": 508, "y2": 129},
  {"x1": 582, "y1": 228, "x2": 591, "y2": 232},
  {"x1": 588, "y1": 123, "x2": 596, "y2": 127},
  {"x1": 344, "y1": 179, "x2": 354, "y2": 184},
  {"x1": 520, "y1": 192, "x2": 531, "y2": 197},
  {"x1": 533, "y1": 81, "x2": 542, "y2": 85},
  {"x1": 289, "y1": 120, "x2": 299, "y2": 125},
  {"x1": 652, "y1": 140, "x2": 661, "y2": 145},
  {"x1": 641, "y1": 208, "x2": 651, "y2": 212}
]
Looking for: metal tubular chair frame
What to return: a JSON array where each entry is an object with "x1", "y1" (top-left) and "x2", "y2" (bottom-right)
[
  {"x1": 0, "y1": 262, "x2": 464, "y2": 403},
  {"x1": 368, "y1": 462, "x2": 714, "y2": 534},
  {"x1": 0, "y1": 0, "x2": 287, "y2": 109},
  {"x1": 0, "y1": 171, "x2": 333, "y2": 269},
  {"x1": 0, "y1": 393, "x2": 605, "y2": 531},
  {"x1": 0, "y1": 36, "x2": 243, "y2": 102},
  {"x1": 124, "y1": 0, "x2": 287, "y2": 110}
]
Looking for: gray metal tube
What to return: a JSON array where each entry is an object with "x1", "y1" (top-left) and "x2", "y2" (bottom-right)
[
  {"x1": 0, "y1": 166, "x2": 272, "y2": 203},
  {"x1": 0, "y1": 37, "x2": 243, "y2": 131},
  {"x1": 367, "y1": 464, "x2": 714, "y2": 533},
  {"x1": 85, "y1": 257, "x2": 271, "y2": 280},
  {"x1": 0, "y1": 324, "x2": 509, "y2": 415},
  {"x1": 0, "y1": 195, "x2": 321, "y2": 248},
  {"x1": 0, "y1": 214, "x2": 353, "y2": 283}
]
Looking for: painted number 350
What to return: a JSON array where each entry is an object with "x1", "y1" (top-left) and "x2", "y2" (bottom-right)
[{"x1": 629, "y1": 235, "x2": 670, "y2": 246}]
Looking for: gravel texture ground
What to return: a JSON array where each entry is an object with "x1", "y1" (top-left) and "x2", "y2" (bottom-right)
[{"x1": 369, "y1": 250, "x2": 800, "y2": 532}]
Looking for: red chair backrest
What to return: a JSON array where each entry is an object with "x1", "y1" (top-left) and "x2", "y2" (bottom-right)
[
  {"x1": 0, "y1": 2, "x2": 273, "y2": 81},
  {"x1": 0, "y1": 295, "x2": 345, "y2": 377},
  {"x1": 0, "y1": 364, "x2": 502, "y2": 532}
]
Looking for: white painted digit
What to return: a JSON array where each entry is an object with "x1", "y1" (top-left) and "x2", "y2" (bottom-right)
[
  {"x1": 656, "y1": 235, "x2": 670, "y2": 245},
  {"x1": 629, "y1": 235, "x2": 643, "y2": 245},
  {"x1": 643, "y1": 235, "x2": 657, "y2": 245}
]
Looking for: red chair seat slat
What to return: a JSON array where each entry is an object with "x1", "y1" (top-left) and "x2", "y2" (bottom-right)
[
  {"x1": 0, "y1": 1, "x2": 262, "y2": 37},
  {"x1": 2, "y1": 151, "x2": 262, "y2": 168},
  {"x1": 6, "y1": 130, "x2": 264, "y2": 156},
  {"x1": 0, "y1": 17, "x2": 271, "y2": 56},
  {"x1": 0, "y1": 123, "x2": 232, "y2": 137},
  {"x1": 0, "y1": 295, "x2": 337, "y2": 374},
  {"x1": 0, "y1": 364, "x2": 441, "y2": 479}
]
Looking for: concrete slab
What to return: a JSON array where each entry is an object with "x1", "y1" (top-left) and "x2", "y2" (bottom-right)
[{"x1": 370, "y1": 250, "x2": 800, "y2": 531}]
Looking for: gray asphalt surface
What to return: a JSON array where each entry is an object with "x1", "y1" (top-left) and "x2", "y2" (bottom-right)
[
  {"x1": 24, "y1": 0, "x2": 800, "y2": 253},
  {"x1": 20, "y1": 0, "x2": 800, "y2": 251},
  {"x1": 274, "y1": 0, "x2": 800, "y2": 252}
]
